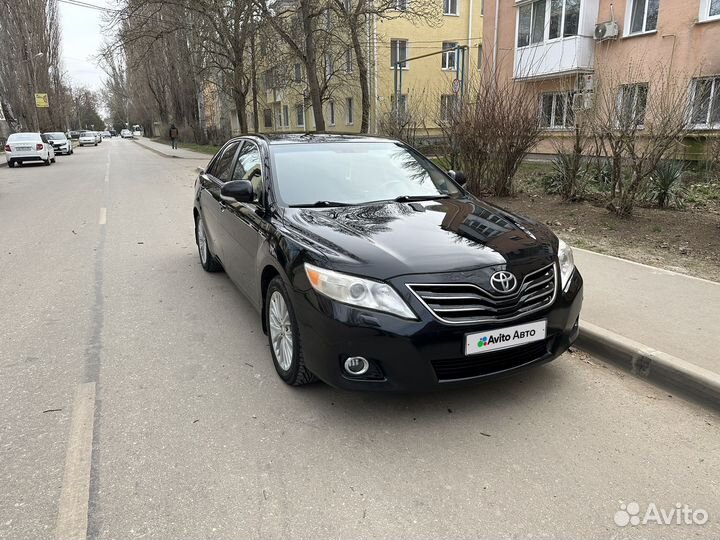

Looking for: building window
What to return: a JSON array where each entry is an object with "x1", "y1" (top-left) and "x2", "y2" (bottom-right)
[
  {"x1": 690, "y1": 77, "x2": 720, "y2": 127},
  {"x1": 477, "y1": 44, "x2": 482, "y2": 69},
  {"x1": 325, "y1": 53, "x2": 334, "y2": 79},
  {"x1": 295, "y1": 104, "x2": 305, "y2": 127},
  {"x1": 518, "y1": 0, "x2": 546, "y2": 47},
  {"x1": 329, "y1": 101, "x2": 336, "y2": 125},
  {"x1": 395, "y1": 0, "x2": 408, "y2": 10},
  {"x1": 617, "y1": 83, "x2": 649, "y2": 127},
  {"x1": 441, "y1": 42, "x2": 458, "y2": 70},
  {"x1": 344, "y1": 0, "x2": 352, "y2": 10},
  {"x1": 540, "y1": 92, "x2": 575, "y2": 128},
  {"x1": 293, "y1": 63, "x2": 302, "y2": 83},
  {"x1": 345, "y1": 47, "x2": 354, "y2": 72},
  {"x1": 549, "y1": 0, "x2": 580, "y2": 39},
  {"x1": 627, "y1": 0, "x2": 659, "y2": 34},
  {"x1": 443, "y1": 0, "x2": 458, "y2": 15},
  {"x1": 440, "y1": 94, "x2": 458, "y2": 122},
  {"x1": 346, "y1": 97, "x2": 354, "y2": 124},
  {"x1": 700, "y1": 0, "x2": 720, "y2": 20},
  {"x1": 263, "y1": 70, "x2": 275, "y2": 90},
  {"x1": 392, "y1": 94, "x2": 408, "y2": 115},
  {"x1": 390, "y1": 39, "x2": 408, "y2": 68},
  {"x1": 282, "y1": 105, "x2": 290, "y2": 127},
  {"x1": 263, "y1": 108, "x2": 272, "y2": 128}
]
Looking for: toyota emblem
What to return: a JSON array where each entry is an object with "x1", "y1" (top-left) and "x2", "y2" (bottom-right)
[{"x1": 489, "y1": 271, "x2": 517, "y2": 294}]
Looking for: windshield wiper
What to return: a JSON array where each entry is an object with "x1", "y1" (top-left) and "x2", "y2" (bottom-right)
[
  {"x1": 392, "y1": 194, "x2": 450, "y2": 203},
  {"x1": 289, "y1": 200, "x2": 355, "y2": 208}
]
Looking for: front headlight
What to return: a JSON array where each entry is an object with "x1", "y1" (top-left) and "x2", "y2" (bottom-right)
[
  {"x1": 304, "y1": 263, "x2": 416, "y2": 320},
  {"x1": 557, "y1": 239, "x2": 575, "y2": 291}
]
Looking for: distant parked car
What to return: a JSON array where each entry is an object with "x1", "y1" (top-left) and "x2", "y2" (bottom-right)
[
  {"x1": 4, "y1": 132, "x2": 55, "y2": 167},
  {"x1": 132, "y1": 129, "x2": 142, "y2": 137},
  {"x1": 120, "y1": 129, "x2": 132, "y2": 139},
  {"x1": 68, "y1": 130, "x2": 82, "y2": 140},
  {"x1": 109, "y1": 129, "x2": 117, "y2": 137},
  {"x1": 101, "y1": 130, "x2": 111, "y2": 138},
  {"x1": 95, "y1": 132, "x2": 103, "y2": 143},
  {"x1": 43, "y1": 132, "x2": 73, "y2": 155},
  {"x1": 78, "y1": 131, "x2": 98, "y2": 147}
]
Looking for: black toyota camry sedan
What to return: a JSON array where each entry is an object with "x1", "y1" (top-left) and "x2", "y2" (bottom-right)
[{"x1": 193, "y1": 134, "x2": 583, "y2": 391}]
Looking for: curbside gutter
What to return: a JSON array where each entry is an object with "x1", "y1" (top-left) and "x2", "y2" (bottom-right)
[{"x1": 576, "y1": 321, "x2": 720, "y2": 408}]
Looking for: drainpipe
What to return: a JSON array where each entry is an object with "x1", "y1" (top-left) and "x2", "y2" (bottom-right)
[
  {"x1": 373, "y1": 11, "x2": 379, "y2": 134},
  {"x1": 467, "y1": 0, "x2": 474, "y2": 76},
  {"x1": 492, "y1": 0, "x2": 500, "y2": 74}
]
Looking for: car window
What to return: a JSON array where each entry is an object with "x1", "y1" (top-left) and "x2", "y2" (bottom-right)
[
  {"x1": 209, "y1": 142, "x2": 239, "y2": 182},
  {"x1": 270, "y1": 142, "x2": 461, "y2": 206},
  {"x1": 232, "y1": 142, "x2": 263, "y2": 202}
]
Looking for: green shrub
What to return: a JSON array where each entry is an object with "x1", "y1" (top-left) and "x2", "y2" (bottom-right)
[{"x1": 646, "y1": 160, "x2": 687, "y2": 209}]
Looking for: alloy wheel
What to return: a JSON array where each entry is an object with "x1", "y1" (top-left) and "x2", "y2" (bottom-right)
[{"x1": 268, "y1": 291, "x2": 293, "y2": 371}]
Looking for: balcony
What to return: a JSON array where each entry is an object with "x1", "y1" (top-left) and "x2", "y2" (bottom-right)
[{"x1": 513, "y1": 36, "x2": 595, "y2": 80}]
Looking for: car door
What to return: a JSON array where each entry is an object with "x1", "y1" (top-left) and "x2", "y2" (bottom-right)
[
  {"x1": 198, "y1": 141, "x2": 241, "y2": 266},
  {"x1": 217, "y1": 140, "x2": 266, "y2": 298}
]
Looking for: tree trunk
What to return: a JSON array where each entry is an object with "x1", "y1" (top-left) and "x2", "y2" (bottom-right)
[
  {"x1": 349, "y1": 20, "x2": 370, "y2": 133},
  {"x1": 301, "y1": 0, "x2": 325, "y2": 131},
  {"x1": 250, "y1": 32, "x2": 259, "y2": 133},
  {"x1": 233, "y1": 87, "x2": 248, "y2": 134}
]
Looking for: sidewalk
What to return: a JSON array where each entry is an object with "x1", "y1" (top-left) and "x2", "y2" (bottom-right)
[
  {"x1": 133, "y1": 137, "x2": 211, "y2": 161},
  {"x1": 574, "y1": 247, "x2": 720, "y2": 404}
]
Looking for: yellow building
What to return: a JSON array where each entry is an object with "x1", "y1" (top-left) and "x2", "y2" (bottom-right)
[{"x1": 252, "y1": 0, "x2": 483, "y2": 136}]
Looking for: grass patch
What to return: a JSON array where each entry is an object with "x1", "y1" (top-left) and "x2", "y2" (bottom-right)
[{"x1": 178, "y1": 142, "x2": 221, "y2": 155}]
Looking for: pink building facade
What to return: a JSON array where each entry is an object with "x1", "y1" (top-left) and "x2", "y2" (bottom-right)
[{"x1": 483, "y1": 0, "x2": 720, "y2": 156}]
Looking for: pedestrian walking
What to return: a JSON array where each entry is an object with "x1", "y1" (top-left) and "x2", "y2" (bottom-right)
[{"x1": 169, "y1": 124, "x2": 179, "y2": 150}]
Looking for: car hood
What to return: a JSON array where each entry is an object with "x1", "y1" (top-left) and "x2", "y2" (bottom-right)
[{"x1": 282, "y1": 196, "x2": 557, "y2": 280}]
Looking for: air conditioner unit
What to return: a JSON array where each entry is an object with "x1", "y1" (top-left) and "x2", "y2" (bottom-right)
[
  {"x1": 594, "y1": 21, "x2": 619, "y2": 41},
  {"x1": 572, "y1": 92, "x2": 594, "y2": 111}
]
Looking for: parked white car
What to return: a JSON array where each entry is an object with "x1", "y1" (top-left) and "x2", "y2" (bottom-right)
[
  {"x1": 4, "y1": 132, "x2": 55, "y2": 167},
  {"x1": 120, "y1": 129, "x2": 132, "y2": 139},
  {"x1": 132, "y1": 129, "x2": 142, "y2": 137},
  {"x1": 95, "y1": 131, "x2": 103, "y2": 143},
  {"x1": 43, "y1": 132, "x2": 73, "y2": 155},
  {"x1": 79, "y1": 131, "x2": 98, "y2": 147}
]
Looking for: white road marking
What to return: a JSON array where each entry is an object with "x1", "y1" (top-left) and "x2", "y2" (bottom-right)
[
  {"x1": 55, "y1": 382, "x2": 96, "y2": 540},
  {"x1": 98, "y1": 208, "x2": 106, "y2": 225},
  {"x1": 104, "y1": 160, "x2": 110, "y2": 183}
]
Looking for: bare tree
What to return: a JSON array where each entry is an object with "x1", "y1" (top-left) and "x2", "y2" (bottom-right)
[
  {"x1": 435, "y1": 68, "x2": 545, "y2": 196},
  {"x1": 589, "y1": 62, "x2": 693, "y2": 216}
]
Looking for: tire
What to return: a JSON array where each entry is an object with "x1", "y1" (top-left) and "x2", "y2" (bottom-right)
[
  {"x1": 265, "y1": 276, "x2": 317, "y2": 386},
  {"x1": 195, "y1": 213, "x2": 223, "y2": 272},
  {"x1": 94, "y1": 142, "x2": 97, "y2": 147},
  {"x1": 51, "y1": 157, "x2": 56, "y2": 163},
  {"x1": 44, "y1": 158, "x2": 51, "y2": 166}
]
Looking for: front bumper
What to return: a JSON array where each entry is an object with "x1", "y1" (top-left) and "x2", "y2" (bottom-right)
[{"x1": 291, "y1": 270, "x2": 583, "y2": 391}]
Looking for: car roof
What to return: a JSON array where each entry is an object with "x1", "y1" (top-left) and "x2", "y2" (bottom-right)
[
  {"x1": 8, "y1": 132, "x2": 41, "y2": 139},
  {"x1": 236, "y1": 133, "x2": 400, "y2": 146}
]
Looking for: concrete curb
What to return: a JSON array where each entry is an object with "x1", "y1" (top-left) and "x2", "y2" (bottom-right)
[
  {"x1": 133, "y1": 139, "x2": 179, "y2": 159},
  {"x1": 576, "y1": 321, "x2": 720, "y2": 407}
]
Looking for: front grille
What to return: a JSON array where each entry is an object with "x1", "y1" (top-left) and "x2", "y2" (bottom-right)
[
  {"x1": 407, "y1": 263, "x2": 557, "y2": 324},
  {"x1": 432, "y1": 339, "x2": 551, "y2": 381}
]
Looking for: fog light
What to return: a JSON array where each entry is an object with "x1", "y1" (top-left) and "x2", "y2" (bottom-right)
[{"x1": 344, "y1": 356, "x2": 370, "y2": 376}]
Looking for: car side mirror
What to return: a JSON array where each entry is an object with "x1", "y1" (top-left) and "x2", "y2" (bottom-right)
[
  {"x1": 448, "y1": 170, "x2": 467, "y2": 186},
  {"x1": 221, "y1": 180, "x2": 253, "y2": 202}
]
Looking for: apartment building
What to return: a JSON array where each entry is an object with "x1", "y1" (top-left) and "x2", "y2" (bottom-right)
[
  {"x1": 483, "y1": 0, "x2": 720, "y2": 155},
  {"x1": 253, "y1": 0, "x2": 484, "y2": 135}
]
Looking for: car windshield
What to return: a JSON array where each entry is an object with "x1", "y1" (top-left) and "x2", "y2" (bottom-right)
[
  {"x1": 271, "y1": 142, "x2": 461, "y2": 207},
  {"x1": 8, "y1": 133, "x2": 40, "y2": 142},
  {"x1": 45, "y1": 133, "x2": 66, "y2": 140}
]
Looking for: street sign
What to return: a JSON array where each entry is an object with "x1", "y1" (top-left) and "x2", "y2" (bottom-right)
[
  {"x1": 35, "y1": 93, "x2": 49, "y2": 108},
  {"x1": 452, "y1": 79, "x2": 461, "y2": 94}
]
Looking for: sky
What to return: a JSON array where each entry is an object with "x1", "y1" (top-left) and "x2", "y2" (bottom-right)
[{"x1": 58, "y1": 0, "x2": 113, "y2": 91}]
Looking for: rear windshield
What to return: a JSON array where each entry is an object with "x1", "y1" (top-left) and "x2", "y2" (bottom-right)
[{"x1": 8, "y1": 133, "x2": 40, "y2": 142}]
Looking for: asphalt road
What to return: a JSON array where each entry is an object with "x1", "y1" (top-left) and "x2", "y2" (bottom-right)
[{"x1": 1, "y1": 139, "x2": 719, "y2": 540}]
